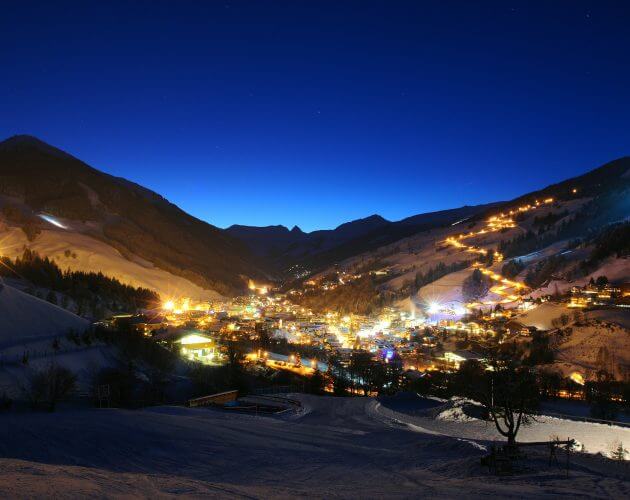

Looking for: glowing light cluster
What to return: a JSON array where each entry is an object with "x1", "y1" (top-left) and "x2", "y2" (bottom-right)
[
  {"x1": 427, "y1": 302, "x2": 441, "y2": 315},
  {"x1": 248, "y1": 280, "x2": 269, "y2": 295}
]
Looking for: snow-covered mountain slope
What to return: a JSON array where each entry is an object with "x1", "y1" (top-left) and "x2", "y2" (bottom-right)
[
  {"x1": 0, "y1": 135, "x2": 267, "y2": 296},
  {"x1": 304, "y1": 157, "x2": 630, "y2": 314},
  {"x1": 0, "y1": 282, "x2": 112, "y2": 398},
  {"x1": 0, "y1": 283, "x2": 88, "y2": 345},
  {"x1": 227, "y1": 204, "x2": 497, "y2": 275},
  {"x1": 553, "y1": 318, "x2": 630, "y2": 381},
  {"x1": 0, "y1": 226, "x2": 221, "y2": 301}
]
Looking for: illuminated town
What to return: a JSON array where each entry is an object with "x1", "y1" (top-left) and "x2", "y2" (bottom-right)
[{"x1": 114, "y1": 196, "x2": 626, "y2": 390}]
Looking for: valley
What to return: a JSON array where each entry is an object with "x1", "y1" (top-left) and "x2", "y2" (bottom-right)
[
  {"x1": 0, "y1": 137, "x2": 628, "y2": 498},
  {"x1": 4, "y1": 3, "x2": 630, "y2": 497}
]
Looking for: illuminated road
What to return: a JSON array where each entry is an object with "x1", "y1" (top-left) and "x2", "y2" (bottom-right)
[
  {"x1": 266, "y1": 359, "x2": 315, "y2": 376},
  {"x1": 443, "y1": 198, "x2": 554, "y2": 308}
]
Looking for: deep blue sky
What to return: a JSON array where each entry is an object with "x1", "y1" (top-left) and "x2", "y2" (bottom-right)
[{"x1": 1, "y1": 1, "x2": 629, "y2": 232}]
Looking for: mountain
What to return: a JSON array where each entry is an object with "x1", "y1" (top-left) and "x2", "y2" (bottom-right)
[
  {"x1": 508, "y1": 156, "x2": 630, "y2": 207},
  {"x1": 227, "y1": 204, "x2": 498, "y2": 276},
  {"x1": 285, "y1": 157, "x2": 630, "y2": 314},
  {"x1": 2, "y1": 134, "x2": 627, "y2": 304},
  {"x1": 0, "y1": 135, "x2": 266, "y2": 296},
  {"x1": 2, "y1": 134, "x2": 495, "y2": 297},
  {"x1": 227, "y1": 214, "x2": 390, "y2": 263}
]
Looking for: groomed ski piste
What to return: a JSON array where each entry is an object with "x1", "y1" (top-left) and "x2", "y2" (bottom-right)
[{"x1": 0, "y1": 394, "x2": 628, "y2": 498}]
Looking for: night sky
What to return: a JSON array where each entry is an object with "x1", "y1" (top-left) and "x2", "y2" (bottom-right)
[{"x1": 1, "y1": 1, "x2": 629, "y2": 232}]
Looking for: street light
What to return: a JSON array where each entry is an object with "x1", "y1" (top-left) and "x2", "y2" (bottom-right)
[{"x1": 427, "y1": 302, "x2": 441, "y2": 315}]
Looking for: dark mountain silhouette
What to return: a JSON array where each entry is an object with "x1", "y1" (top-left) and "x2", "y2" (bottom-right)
[
  {"x1": 509, "y1": 156, "x2": 630, "y2": 206},
  {"x1": 2, "y1": 135, "x2": 627, "y2": 296},
  {"x1": 0, "y1": 135, "x2": 266, "y2": 295},
  {"x1": 227, "y1": 214, "x2": 390, "y2": 260},
  {"x1": 228, "y1": 157, "x2": 630, "y2": 282},
  {"x1": 227, "y1": 204, "x2": 499, "y2": 275}
]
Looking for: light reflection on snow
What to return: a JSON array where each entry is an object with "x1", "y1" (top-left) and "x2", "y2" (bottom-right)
[{"x1": 38, "y1": 214, "x2": 68, "y2": 230}]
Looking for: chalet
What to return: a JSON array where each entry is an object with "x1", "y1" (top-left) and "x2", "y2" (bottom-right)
[
  {"x1": 506, "y1": 320, "x2": 543, "y2": 337},
  {"x1": 154, "y1": 329, "x2": 220, "y2": 364},
  {"x1": 443, "y1": 350, "x2": 484, "y2": 369}
]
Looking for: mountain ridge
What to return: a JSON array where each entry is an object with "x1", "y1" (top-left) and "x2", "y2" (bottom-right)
[
  {"x1": 288, "y1": 156, "x2": 630, "y2": 315},
  {"x1": 226, "y1": 203, "x2": 501, "y2": 275},
  {"x1": 1, "y1": 134, "x2": 628, "y2": 299},
  {"x1": 0, "y1": 135, "x2": 267, "y2": 296}
]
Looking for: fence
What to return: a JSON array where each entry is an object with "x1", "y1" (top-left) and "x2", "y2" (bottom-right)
[{"x1": 188, "y1": 390, "x2": 239, "y2": 407}]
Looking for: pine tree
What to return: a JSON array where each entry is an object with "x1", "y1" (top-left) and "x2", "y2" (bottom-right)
[
  {"x1": 611, "y1": 442, "x2": 627, "y2": 461},
  {"x1": 46, "y1": 290, "x2": 58, "y2": 305}
]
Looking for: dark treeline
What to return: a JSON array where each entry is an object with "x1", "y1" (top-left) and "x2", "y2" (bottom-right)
[
  {"x1": 0, "y1": 249, "x2": 159, "y2": 316},
  {"x1": 96, "y1": 320, "x2": 326, "y2": 407},
  {"x1": 586, "y1": 222, "x2": 630, "y2": 265},
  {"x1": 501, "y1": 258, "x2": 525, "y2": 279},
  {"x1": 87, "y1": 320, "x2": 178, "y2": 407},
  {"x1": 461, "y1": 268, "x2": 492, "y2": 302},
  {"x1": 524, "y1": 255, "x2": 566, "y2": 289},
  {"x1": 499, "y1": 189, "x2": 630, "y2": 259},
  {"x1": 532, "y1": 209, "x2": 569, "y2": 228},
  {"x1": 292, "y1": 274, "x2": 394, "y2": 315},
  {"x1": 411, "y1": 359, "x2": 630, "y2": 423},
  {"x1": 327, "y1": 350, "x2": 403, "y2": 396},
  {"x1": 519, "y1": 222, "x2": 630, "y2": 285}
]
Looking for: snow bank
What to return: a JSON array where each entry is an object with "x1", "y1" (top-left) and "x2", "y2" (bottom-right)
[
  {"x1": 435, "y1": 397, "x2": 481, "y2": 422},
  {"x1": 513, "y1": 302, "x2": 568, "y2": 330}
]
